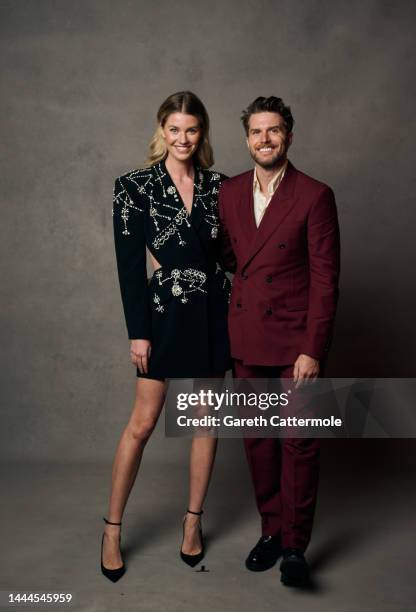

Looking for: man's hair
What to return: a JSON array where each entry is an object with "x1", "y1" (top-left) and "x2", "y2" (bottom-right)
[{"x1": 241, "y1": 96, "x2": 294, "y2": 135}]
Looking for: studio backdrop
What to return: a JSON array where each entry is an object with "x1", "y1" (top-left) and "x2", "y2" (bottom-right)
[{"x1": 1, "y1": 0, "x2": 415, "y2": 463}]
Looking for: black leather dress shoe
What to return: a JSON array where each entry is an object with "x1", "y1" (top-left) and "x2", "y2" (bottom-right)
[
  {"x1": 280, "y1": 548, "x2": 309, "y2": 585},
  {"x1": 245, "y1": 536, "x2": 281, "y2": 571}
]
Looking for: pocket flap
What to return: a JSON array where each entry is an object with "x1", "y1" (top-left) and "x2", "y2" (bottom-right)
[{"x1": 285, "y1": 298, "x2": 308, "y2": 311}]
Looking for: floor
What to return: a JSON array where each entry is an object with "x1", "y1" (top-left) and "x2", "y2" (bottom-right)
[{"x1": 2, "y1": 440, "x2": 415, "y2": 612}]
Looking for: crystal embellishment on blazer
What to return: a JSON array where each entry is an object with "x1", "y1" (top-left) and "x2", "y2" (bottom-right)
[
  {"x1": 153, "y1": 294, "x2": 164, "y2": 313},
  {"x1": 112, "y1": 177, "x2": 145, "y2": 235},
  {"x1": 113, "y1": 163, "x2": 224, "y2": 251},
  {"x1": 172, "y1": 284, "x2": 183, "y2": 296},
  {"x1": 152, "y1": 268, "x2": 208, "y2": 313}
]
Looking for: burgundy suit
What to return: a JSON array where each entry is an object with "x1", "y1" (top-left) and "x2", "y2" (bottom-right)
[{"x1": 218, "y1": 161, "x2": 340, "y2": 550}]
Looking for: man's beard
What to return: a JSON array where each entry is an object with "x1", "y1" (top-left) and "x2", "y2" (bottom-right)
[{"x1": 250, "y1": 147, "x2": 286, "y2": 170}]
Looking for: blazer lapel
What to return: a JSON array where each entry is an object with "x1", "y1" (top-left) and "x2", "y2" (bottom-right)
[
  {"x1": 153, "y1": 160, "x2": 184, "y2": 215},
  {"x1": 242, "y1": 161, "x2": 298, "y2": 270},
  {"x1": 237, "y1": 170, "x2": 257, "y2": 248},
  {"x1": 189, "y1": 167, "x2": 208, "y2": 231},
  {"x1": 156, "y1": 160, "x2": 206, "y2": 232}
]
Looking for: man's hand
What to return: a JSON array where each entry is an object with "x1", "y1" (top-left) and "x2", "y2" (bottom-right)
[
  {"x1": 293, "y1": 354, "x2": 319, "y2": 388},
  {"x1": 130, "y1": 339, "x2": 151, "y2": 374}
]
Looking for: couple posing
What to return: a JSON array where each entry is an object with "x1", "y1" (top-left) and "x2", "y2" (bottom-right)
[{"x1": 103, "y1": 91, "x2": 340, "y2": 586}]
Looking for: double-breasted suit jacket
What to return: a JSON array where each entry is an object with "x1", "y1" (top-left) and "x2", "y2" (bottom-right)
[
  {"x1": 113, "y1": 159, "x2": 231, "y2": 379},
  {"x1": 218, "y1": 161, "x2": 340, "y2": 366}
]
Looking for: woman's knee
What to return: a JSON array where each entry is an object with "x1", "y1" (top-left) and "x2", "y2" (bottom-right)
[{"x1": 127, "y1": 418, "x2": 157, "y2": 443}]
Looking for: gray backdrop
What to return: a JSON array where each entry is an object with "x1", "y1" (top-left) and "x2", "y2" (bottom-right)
[{"x1": 1, "y1": 0, "x2": 416, "y2": 462}]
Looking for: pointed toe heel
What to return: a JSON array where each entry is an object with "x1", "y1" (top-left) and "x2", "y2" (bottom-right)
[
  {"x1": 100, "y1": 518, "x2": 126, "y2": 582},
  {"x1": 180, "y1": 509, "x2": 205, "y2": 568}
]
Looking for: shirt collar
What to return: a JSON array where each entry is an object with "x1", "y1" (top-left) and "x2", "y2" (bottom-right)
[{"x1": 253, "y1": 159, "x2": 288, "y2": 196}]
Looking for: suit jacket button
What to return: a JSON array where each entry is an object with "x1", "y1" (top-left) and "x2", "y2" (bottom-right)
[
  {"x1": 237, "y1": 303, "x2": 242, "y2": 309},
  {"x1": 266, "y1": 308, "x2": 272, "y2": 315},
  {"x1": 266, "y1": 275, "x2": 272, "y2": 283},
  {"x1": 278, "y1": 243, "x2": 286, "y2": 249},
  {"x1": 242, "y1": 273, "x2": 248, "y2": 280}
]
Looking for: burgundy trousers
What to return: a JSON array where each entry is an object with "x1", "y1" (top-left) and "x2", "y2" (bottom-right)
[{"x1": 233, "y1": 360, "x2": 320, "y2": 552}]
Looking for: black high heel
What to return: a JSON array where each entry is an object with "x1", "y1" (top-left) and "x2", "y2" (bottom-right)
[
  {"x1": 100, "y1": 517, "x2": 126, "y2": 582},
  {"x1": 180, "y1": 509, "x2": 204, "y2": 567}
]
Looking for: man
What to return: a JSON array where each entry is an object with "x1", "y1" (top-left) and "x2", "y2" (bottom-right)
[{"x1": 218, "y1": 96, "x2": 340, "y2": 585}]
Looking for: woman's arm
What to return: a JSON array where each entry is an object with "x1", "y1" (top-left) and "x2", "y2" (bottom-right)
[{"x1": 112, "y1": 175, "x2": 152, "y2": 341}]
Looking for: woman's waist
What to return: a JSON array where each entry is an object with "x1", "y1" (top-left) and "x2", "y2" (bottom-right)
[
  {"x1": 149, "y1": 260, "x2": 219, "y2": 281},
  {"x1": 148, "y1": 262, "x2": 230, "y2": 305}
]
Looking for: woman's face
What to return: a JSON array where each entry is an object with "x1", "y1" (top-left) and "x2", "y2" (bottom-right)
[{"x1": 161, "y1": 113, "x2": 201, "y2": 162}]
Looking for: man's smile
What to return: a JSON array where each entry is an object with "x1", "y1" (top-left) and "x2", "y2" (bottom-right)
[{"x1": 257, "y1": 146, "x2": 275, "y2": 153}]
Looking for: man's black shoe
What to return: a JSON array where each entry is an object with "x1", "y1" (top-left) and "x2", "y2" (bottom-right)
[
  {"x1": 245, "y1": 536, "x2": 281, "y2": 571},
  {"x1": 280, "y1": 548, "x2": 309, "y2": 585}
]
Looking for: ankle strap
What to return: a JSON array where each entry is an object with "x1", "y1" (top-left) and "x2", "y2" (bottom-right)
[
  {"x1": 103, "y1": 517, "x2": 122, "y2": 526},
  {"x1": 186, "y1": 509, "x2": 203, "y2": 516}
]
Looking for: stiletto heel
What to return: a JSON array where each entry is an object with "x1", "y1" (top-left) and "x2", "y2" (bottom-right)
[
  {"x1": 180, "y1": 509, "x2": 204, "y2": 567},
  {"x1": 100, "y1": 517, "x2": 126, "y2": 582}
]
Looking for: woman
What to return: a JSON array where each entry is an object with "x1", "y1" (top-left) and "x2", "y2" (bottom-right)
[{"x1": 101, "y1": 91, "x2": 232, "y2": 581}]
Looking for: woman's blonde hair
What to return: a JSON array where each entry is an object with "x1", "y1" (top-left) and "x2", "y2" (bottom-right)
[{"x1": 145, "y1": 91, "x2": 214, "y2": 168}]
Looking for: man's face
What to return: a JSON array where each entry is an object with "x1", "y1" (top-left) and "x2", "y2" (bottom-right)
[{"x1": 246, "y1": 112, "x2": 293, "y2": 170}]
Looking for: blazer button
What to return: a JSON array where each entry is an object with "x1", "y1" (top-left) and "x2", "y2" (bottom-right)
[
  {"x1": 266, "y1": 275, "x2": 272, "y2": 283},
  {"x1": 266, "y1": 308, "x2": 272, "y2": 316},
  {"x1": 237, "y1": 303, "x2": 242, "y2": 309},
  {"x1": 242, "y1": 273, "x2": 248, "y2": 280},
  {"x1": 278, "y1": 243, "x2": 286, "y2": 249}
]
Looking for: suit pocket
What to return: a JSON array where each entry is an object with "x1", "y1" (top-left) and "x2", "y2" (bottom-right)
[{"x1": 285, "y1": 297, "x2": 309, "y2": 311}]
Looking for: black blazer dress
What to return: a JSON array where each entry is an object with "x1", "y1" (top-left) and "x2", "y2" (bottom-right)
[{"x1": 112, "y1": 159, "x2": 231, "y2": 379}]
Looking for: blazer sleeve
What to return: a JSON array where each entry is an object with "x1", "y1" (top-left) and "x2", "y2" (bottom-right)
[
  {"x1": 112, "y1": 176, "x2": 152, "y2": 340},
  {"x1": 217, "y1": 181, "x2": 237, "y2": 273},
  {"x1": 300, "y1": 186, "x2": 340, "y2": 360}
]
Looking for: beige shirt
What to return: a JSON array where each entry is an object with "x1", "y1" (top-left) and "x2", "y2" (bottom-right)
[{"x1": 253, "y1": 160, "x2": 288, "y2": 227}]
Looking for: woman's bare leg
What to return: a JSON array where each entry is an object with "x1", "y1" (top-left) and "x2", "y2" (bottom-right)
[
  {"x1": 102, "y1": 377, "x2": 166, "y2": 569},
  {"x1": 181, "y1": 435, "x2": 218, "y2": 555}
]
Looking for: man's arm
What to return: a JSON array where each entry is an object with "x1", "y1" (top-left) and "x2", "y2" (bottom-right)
[
  {"x1": 300, "y1": 186, "x2": 341, "y2": 361},
  {"x1": 217, "y1": 182, "x2": 237, "y2": 273}
]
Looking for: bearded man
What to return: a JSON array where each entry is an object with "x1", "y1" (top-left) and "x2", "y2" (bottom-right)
[{"x1": 218, "y1": 96, "x2": 340, "y2": 585}]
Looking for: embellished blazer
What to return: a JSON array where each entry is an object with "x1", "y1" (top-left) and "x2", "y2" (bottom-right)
[{"x1": 112, "y1": 159, "x2": 231, "y2": 378}]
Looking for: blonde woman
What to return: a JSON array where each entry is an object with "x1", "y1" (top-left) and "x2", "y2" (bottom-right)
[{"x1": 101, "y1": 92, "x2": 233, "y2": 581}]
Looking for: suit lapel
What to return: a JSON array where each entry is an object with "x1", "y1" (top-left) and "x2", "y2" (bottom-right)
[
  {"x1": 237, "y1": 170, "x2": 257, "y2": 248},
  {"x1": 242, "y1": 161, "x2": 298, "y2": 270}
]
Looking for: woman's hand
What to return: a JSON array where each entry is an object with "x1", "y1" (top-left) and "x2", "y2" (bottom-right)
[{"x1": 130, "y1": 339, "x2": 152, "y2": 374}]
